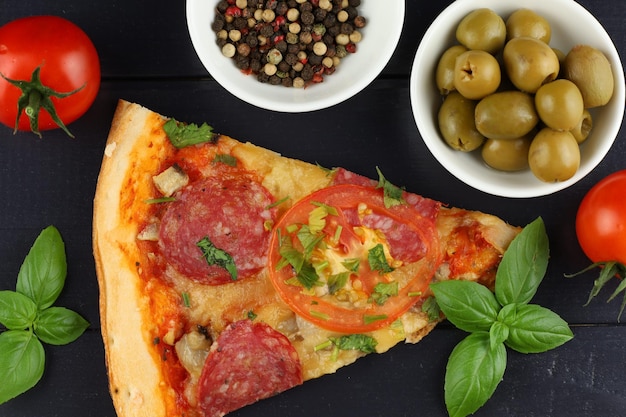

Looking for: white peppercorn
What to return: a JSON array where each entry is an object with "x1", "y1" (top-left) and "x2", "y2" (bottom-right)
[
  {"x1": 349, "y1": 30, "x2": 362, "y2": 43},
  {"x1": 335, "y1": 33, "x2": 350, "y2": 46},
  {"x1": 229, "y1": 29, "x2": 242, "y2": 42},
  {"x1": 221, "y1": 43, "x2": 236, "y2": 58},
  {"x1": 313, "y1": 41, "x2": 327, "y2": 56},
  {"x1": 264, "y1": 63, "x2": 277, "y2": 76}
]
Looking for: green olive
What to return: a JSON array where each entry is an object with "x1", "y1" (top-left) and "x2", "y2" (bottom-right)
[
  {"x1": 454, "y1": 50, "x2": 501, "y2": 100},
  {"x1": 570, "y1": 109, "x2": 593, "y2": 144},
  {"x1": 505, "y1": 8, "x2": 551, "y2": 43},
  {"x1": 456, "y1": 8, "x2": 506, "y2": 54},
  {"x1": 436, "y1": 45, "x2": 469, "y2": 95},
  {"x1": 535, "y1": 79, "x2": 584, "y2": 131},
  {"x1": 503, "y1": 36, "x2": 560, "y2": 93},
  {"x1": 481, "y1": 135, "x2": 532, "y2": 171},
  {"x1": 529, "y1": 128, "x2": 580, "y2": 182},
  {"x1": 564, "y1": 44, "x2": 615, "y2": 108},
  {"x1": 438, "y1": 91, "x2": 485, "y2": 151},
  {"x1": 475, "y1": 91, "x2": 539, "y2": 139}
]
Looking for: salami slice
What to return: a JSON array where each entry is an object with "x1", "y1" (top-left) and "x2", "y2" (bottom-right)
[
  {"x1": 158, "y1": 170, "x2": 275, "y2": 285},
  {"x1": 197, "y1": 320, "x2": 303, "y2": 417}
]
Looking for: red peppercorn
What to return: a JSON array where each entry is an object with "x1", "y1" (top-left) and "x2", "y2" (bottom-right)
[
  {"x1": 345, "y1": 42, "x2": 357, "y2": 53},
  {"x1": 273, "y1": 15, "x2": 286, "y2": 28},
  {"x1": 311, "y1": 0, "x2": 320, "y2": 6},
  {"x1": 312, "y1": 73, "x2": 324, "y2": 83},
  {"x1": 225, "y1": 6, "x2": 242, "y2": 17},
  {"x1": 273, "y1": 34, "x2": 285, "y2": 44}
]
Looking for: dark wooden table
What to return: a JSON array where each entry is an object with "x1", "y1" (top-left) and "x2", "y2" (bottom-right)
[{"x1": 1, "y1": 1, "x2": 625, "y2": 416}]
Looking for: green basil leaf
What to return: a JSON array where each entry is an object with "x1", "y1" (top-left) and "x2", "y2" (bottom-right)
[
  {"x1": 0, "y1": 330, "x2": 45, "y2": 404},
  {"x1": 34, "y1": 307, "x2": 90, "y2": 346},
  {"x1": 495, "y1": 217, "x2": 549, "y2": 306},
  {"x1": 489, "y1": 321, "x2": 509, "y2": 351},
  {"x1": 0, "y1": 291, "x2": 37, "y2": 330},
  {"x1": 498, "y1": 303, "x2": 574, "y2": 354},
  {"x1": 444, "y1": 332, "x2": 506, "y2": 417},
  {"x1": 430, "y1": 280, "x2": 500, "y2": 333},
  {"x1": 16, "y1": 226, "x2": 67, "y2": 310}
]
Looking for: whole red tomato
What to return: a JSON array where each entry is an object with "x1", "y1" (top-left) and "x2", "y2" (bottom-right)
[
  {"x1": 0, "y1": 15, "x2": 100, "y2": 137},
  {"x1": 576, "y1": 170, "x2": 626, "y2": 264}
]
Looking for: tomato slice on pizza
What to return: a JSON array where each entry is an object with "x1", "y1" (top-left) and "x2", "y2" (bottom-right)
[
  {"x1": 93, "y1": 100, "x2": 521, "y2": 417},
  {"x1": 269, "y1": 184, "x2": 441, "y2": 333}
]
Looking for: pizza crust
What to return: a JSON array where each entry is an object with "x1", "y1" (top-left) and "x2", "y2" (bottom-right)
[{"x1": 93, "y1": 101, "x2": 173, "y2": 417}]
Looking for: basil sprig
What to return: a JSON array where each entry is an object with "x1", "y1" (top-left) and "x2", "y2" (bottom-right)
[
  {"x1": 430, "y1": 217, "x2": 573, "y2": 417},
  {"x1": 0, "y1": 226, "x2": 89, "y2": 404}
]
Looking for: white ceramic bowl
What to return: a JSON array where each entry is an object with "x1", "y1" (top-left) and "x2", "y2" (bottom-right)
[
  {"x1": 410, "y1": 0, "x2": 625, "y2": 198},
  {"x1": 187, "y1": 0, "x2": 405, "y2": 112}
]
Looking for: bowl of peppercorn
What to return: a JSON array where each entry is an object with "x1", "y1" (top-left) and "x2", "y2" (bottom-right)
[{"x1": 187, "y1": 0, "x2": 405, "y2": 112}]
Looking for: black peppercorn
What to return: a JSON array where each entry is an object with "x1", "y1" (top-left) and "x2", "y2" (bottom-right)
[
  {"x1": 300, "y1": 10, "x2": 314, "y2": 25},
  {"x1": 212, "y1": 14, "x2": 225, "y2": 32},
  {"x1": 314, "y1": 8, "x2": 327, "y2": 22},
  {"x1": 276, "y1": 1, "x2": 289, "y2": 16},
  {"x1": 216, "y1": 0, "x2": 229, "y2": 14}
]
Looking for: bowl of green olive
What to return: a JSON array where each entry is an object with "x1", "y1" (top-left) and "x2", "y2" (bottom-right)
[{"x1": 410, "y1": 0, "x2": 625, "y2": 198}]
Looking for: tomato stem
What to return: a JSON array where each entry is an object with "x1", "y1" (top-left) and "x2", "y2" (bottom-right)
[{"x1": 0, "y1": 66, "x2": 84, "y2": 138}]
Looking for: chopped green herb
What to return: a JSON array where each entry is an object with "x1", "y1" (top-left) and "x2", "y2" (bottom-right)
[
  {"x1": 327, "y1": 272, "x2": 350, "y2": 295},
  {"x1": 163, "y1": 118, "x2": 214, "y2": 149},
  {"x1": 363, "y1": 314, "x2": 388, "y2": 325},
  {"x1": 375, "y1": 167, "x2": 406, "y2": 208},
  {"x1": 144, "y1": 196, "x2": 177, "y2": 204},
  {"x1": 310, "y1": 201, "x2": 339, "y2": 216},
  {"x1": 181, "y1": 292, "x2": 191, "y2": 308},
  {"x1": 330, "y1": 334, "x2": 378, "y2": 354},
  {"x1": 266, "y1": 196, "x2": 290, "y2": 209},
  {"x1": 309, "y1": 310, "x2": 329, "y2": 321},
  {"x1": 368, "y1": 244, "x2": 394, "y2": 274},
  {"x1": 213, "y1": 154, "x2": 237, "y2": 166},
  {"x1": 196, "y1": 236, "x2": 237, "y2": 281},
  {"x1": 297, "y1": 225, "x2": 325, "y2": 259},
  {"x1": 342, "y1": 258, "x2": 360, "y2": 272},
  {"x1": 277, "y1": 241, "x2": 304, "y2": 272},
  {"x1": 314, "y1": 340, "x2": 333, "y2": 352},
  {"x1": 421, "y1": 296, "x2": 441, "y2": 322},
  {"x1": 247, "y1": 310, "x2": 257, "y2": 320},
  {"x1": 297, "y1": 262, "x2": 322, "y2": 289},
  {"x1": 331, "y1": 225, "x2": 343, "y2": 245},
  {"x1": 369, "y1": 281, "x2": 399, "y2": 305},
  {"x1": 308, "y1": 205, "x2": 329, "y2": 234}
]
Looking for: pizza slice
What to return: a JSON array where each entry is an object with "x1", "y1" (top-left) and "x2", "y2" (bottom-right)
[{"x1": 92, "y1": 100, "x2": 520, "y2": 417}]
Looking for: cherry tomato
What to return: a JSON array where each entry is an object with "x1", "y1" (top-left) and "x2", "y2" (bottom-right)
[
  {"x1": 0, "y1": 16, "x2": 100, "y2": 137},
  {"x1": 576, "y1": 170, "x2": 626, "y2": 264},
  {"x1": 268, "y1": 184, "x2": 441, "y2": 333}
]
